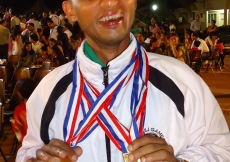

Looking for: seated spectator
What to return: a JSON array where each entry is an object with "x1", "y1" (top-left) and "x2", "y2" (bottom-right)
[
  {"x1": 160, "y1": 32, "x2": 169, "y2": 52},
  {"x1": 136, "y1": 32, "x2": 148, "y2": 50},
  {"x1": 36, "y1": 46, "x2": 51, "y2": 65},
  {"x1": 40, "y1": 34, "x2": 49, "y2": 47},
  {"x1": 184, "y1": 30, "x2": 192, "y2": 50},
  {"x1": 152, "y1": 22, "x2": 164, "y2": 34},
  {"x1": 147, "y1": 37, "x2": 163, "y2": 54},
  {"x1": 51, "y1": 45, "x2": 68, "y2": 67},
  {"x1": 144, "y1": 32, "x2": 154, "y2": 44},
  {"x1": 191, "y1": 32, "x2": 210, "y2": 60},
  {"x1": 47, "y1": 38, "x2": 64, "y2": 56},
  {"x1": 30, "y1": 33, "x2": 44, "y2": 56},
  {"x1": 11, "y1": 79, "x2": 38, "y2": 144},
  {"x1": 164, "y1": 33, "x2": 186, "y2": 63},
  {"x1": 205, "y1": 32, "x2": 218, "y2": 54},
  {"x1": 192, "y1": 40, "x2": 201, "y2": 51},
  {"x1": 18, "y1": 42, "x2": 36, "y2": 67}
]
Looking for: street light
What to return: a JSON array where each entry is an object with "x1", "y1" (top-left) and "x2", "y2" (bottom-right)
[{"x1": 152, "y1": 5, "x2": 157, "y2": 11}]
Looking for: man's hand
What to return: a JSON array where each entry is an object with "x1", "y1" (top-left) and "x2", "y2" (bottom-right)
[
  {"x1": 26, "y1": 138, "x2": 82, "y2": 162},
  {"x1": 127, "y1": 135, "x2": 177, "y2": 162}
]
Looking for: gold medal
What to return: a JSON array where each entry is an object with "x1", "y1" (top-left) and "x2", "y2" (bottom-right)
[
  {"x1": 123, "y1": 153, "x2": 140, "y2": 162},
  {"x1": 123, "y1": 153, "x2": 130, "y2": 162}
]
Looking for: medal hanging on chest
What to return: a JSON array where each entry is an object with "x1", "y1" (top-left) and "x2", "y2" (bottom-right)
[{"x1": 63, "y1": 42, "x2": 149, "y2": 161}]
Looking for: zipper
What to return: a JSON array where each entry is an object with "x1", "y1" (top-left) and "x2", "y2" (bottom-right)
[{"x1": 101, "y1": 65, "x2": 111, "y2": 162}]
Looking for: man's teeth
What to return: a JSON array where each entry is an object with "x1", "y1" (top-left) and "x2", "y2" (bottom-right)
[{"x1": 99, "y1": 14, "x2": 123, "y2": 22}]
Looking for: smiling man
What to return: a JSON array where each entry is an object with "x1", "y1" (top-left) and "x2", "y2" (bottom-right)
[{"x1": 16, "y1": 0, "x2": 230, "y2": 162}]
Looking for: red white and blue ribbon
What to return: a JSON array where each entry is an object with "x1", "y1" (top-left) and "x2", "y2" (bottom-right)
[{"x1": 63, "y1": 41, "x2": 149, "y2": 154}]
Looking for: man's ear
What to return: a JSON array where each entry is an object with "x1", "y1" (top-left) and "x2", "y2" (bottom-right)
[{"x1": 62, "y1": 1, "x2": 78, "y2": 22}]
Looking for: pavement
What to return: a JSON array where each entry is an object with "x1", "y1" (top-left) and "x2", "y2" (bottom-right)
[
  {"x1": 201, "y1": 55, "x2": 230, "y2": 129},
  {"x1": 0, "y1": 55, "x2": 229, "y2": 162}
]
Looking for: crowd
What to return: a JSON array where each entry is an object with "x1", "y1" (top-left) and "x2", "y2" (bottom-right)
[
  {"x1": 133, "y1": 15, "x2": 226, "y2": 70},
  {"x1": 0, "y1": 7, "x2": 82, "y2": 68},
  {"x1": 0, "y1": 8, "x2": 227, "y2": 71}
]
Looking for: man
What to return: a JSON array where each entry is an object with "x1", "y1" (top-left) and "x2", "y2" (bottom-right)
[
  {"x1": 191, "y1": 32, "x2": 210, "y2": 73},
  {"x1": 17, "y1": 0, "x2": 230, "y2": 162},
  {"x1": 21, "y1": 23, "x2": 39, "y2": 43},
  {"x1": 0, "y1": 19, "x2": 10, "y2": 59},
  {"x1": 190, "y1": 15, "x2": 201, "y2": 32},
  {"x1": 49, "y1": 10, "x2": 60, "y2": 26},
  {"x1": 191, "y1": 32, "x2": 210, "y2": 58},
  {"x1": 40, "y1": 12, "x2": 50, "y2": 28},
  {"x1": 136, "y1": 32, "x2": 148, "y2": 50},
  {"x1": 63, "y1": 24, "x2": 72, "y2": 40},
  {"x1": 10, "y1": 11, "x2": 20, "y2": 31},
  {"x1": 47, "y1": 19, "x2": 58, "y2": 40},
  {"x1": 30, "y1": 33, "x2": 43, "y2": 56}
]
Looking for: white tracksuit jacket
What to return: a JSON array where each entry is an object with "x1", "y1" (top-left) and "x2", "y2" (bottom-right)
[{"x1": 16, "y1": 34, "x2": 230, "y2": 162}]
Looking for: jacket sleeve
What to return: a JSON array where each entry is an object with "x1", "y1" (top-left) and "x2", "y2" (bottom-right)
[
  {"x1": 16, "y1": 80, "x2": 47, "y2": 161},
  {"x1": 176, "y1": 78, "x2": 230, "y2": 162}
]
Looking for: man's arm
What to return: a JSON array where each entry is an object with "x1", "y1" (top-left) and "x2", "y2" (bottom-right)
[{"x1": 190, "y1": 21, "x2": 195, "y2": 31}]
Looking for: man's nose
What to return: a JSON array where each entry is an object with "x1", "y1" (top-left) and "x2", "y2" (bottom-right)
[{"x1": 100, "y1": 0, "x2": 118, "y2": 8}]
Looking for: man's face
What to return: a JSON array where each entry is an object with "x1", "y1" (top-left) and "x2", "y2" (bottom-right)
[
  {"x1": 27, "y1": 24, "x2": 34, "y2": 31},
  {"x1": 151, "y1": 18, "x2": 155, "y2": 24},
  {"x1": 137, "y1": 34, "x2": 144, "y2": 43},
  {"x1": 47, "y1": 22, "x2": 54, "y2": 28},
  {"x1": 43, "y1": 12, "x2": 47, "y2": 18},
  {"x1": 64, "y1": 0, "x2": 137, "y2": 46},
  {"x1": 21, "y1": 18, "x2": 26, "y2": 23},
  {"x1": 196, "y1": 15, "x2": 200, "y2": 21}
]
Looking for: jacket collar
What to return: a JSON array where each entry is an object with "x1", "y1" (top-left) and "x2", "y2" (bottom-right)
[{"x1": 77, "y1": 33, "x2": 137, "y2": 92}]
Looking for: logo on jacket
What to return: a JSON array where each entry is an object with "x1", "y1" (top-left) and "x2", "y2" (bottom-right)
[{"x1": 144, "y1": 127, "x2": 164, "y2": 138}]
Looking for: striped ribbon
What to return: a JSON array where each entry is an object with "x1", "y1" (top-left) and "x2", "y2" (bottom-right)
[{"x1": 63, "y1": 42, "x2": 149, "y2": 154}]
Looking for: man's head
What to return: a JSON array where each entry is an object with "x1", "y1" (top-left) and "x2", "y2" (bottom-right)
[
  {"x1": 137, "y1": 33, "x2": 145, "y2": 43},
  {"x1": 192, "y1": 32, "x2": 199, "y2": 40},
  {"x1": 62, "y1": 0, "x2": 137, "y2": 46},
  {"x1": 150, "y1": 37, "x2": 159, "y2": 48},
  {"x1": 0, "y1": 19, "x2": 6, "y2": 27},
  {"x1": 27, "y1": 23, "x2": 35, "y2": 31},
  {"x1": 194, "y1": 40, "x2": 201, "y2": 48},
  {"x1": 21, "y1": 17, "x2": 26, "y2": 23},
  {"x1": 30, "y1": 33, "x2": 39, "y2": 43},
  {"x1": 151, "y1": 18, "x2": 155, "y2": 24},
  {"x1": 47, "y1": 19, "x2": 54, "y2": 28},
  {"x1": 42, "y1": 12, "x2": 48, "y2": 18},
  {"x1": 196, "y1": 15, "x2": 200, "y2": 21}
]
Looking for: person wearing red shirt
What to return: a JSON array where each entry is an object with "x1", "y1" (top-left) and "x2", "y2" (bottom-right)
[
  {"x1": 11, "y1": 79, "x2": 38, "y2": 144},
  {"x1": 216, "y1": 39, "x2": 226, "y2": 69}
]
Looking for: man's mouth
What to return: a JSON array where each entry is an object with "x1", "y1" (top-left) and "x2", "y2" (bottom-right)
[{"x1": 99, "y1": 14, "x2": 124, "y2": 22}]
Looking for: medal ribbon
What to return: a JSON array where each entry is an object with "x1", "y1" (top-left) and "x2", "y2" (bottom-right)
[{"x1": 63, "y1": 42, "x2": 149, "y2": 154}]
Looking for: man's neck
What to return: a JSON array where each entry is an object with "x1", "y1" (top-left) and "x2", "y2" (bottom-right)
[{"x1": 85, "y1": 34, "x2": 131, "y2": 65}]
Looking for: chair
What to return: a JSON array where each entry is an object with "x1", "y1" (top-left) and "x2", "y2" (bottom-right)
[
  {"x1": 8, "y1": 55, "x2": 19, "y2": 67},
  {"x1": 41, "y1": 61, "x2": 51, "y2": 70},
  {"x1": 11, "y1": 67, "x2": 31, "y2": 86},
  {"x1": 189, "y1": 50, "x2": 201, "y2": 74},
  {"x1": 0, "y1": 102, "x2": 7, "y2": 162},
  {"x1": 33, "y1": 69, "x2": 51, "y2": 82},
  {"x1": 205, "y1": 48, "x2": 223, "y2": 76},
  {"x1": 0, "y1": 66, "x2": 7, "y2": 84},
  {"x1": 0, "y1": 79, "x2": 5, "y2": 104}
]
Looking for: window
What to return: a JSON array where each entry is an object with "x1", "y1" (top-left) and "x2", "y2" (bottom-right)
[{"x1": 208, "y1": 13, "x2": 217, "y2": 23}]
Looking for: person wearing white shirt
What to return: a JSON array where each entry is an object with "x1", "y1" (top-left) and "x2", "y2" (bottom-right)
[
  {"x1": 30, "y1": 33, "x2": 43, "y2": 56},
  {"x1": 47, "y1": 19, "x2": 58, "y2": 40},
  {"x1": 63, "y1": 25, "x2": 72, "y2": 40},
  {"x1": 27, "y1": 14, "x2": 40, "y2": 32},
  {"x1": 191, "y1": 32, "x2": 209, "y2": 58},
  {"x1": 10, "y1": 11, "x2": 20, "y2": 31},
  {"x1": 49, "y1": 10, "x2": 60, "y2": 26},
  {"x1": 190, "y1": 15, "x2": 201, "y2": 32},
  {"x1": 205, "y1": 33, "x2": 218, "y2": 54}
]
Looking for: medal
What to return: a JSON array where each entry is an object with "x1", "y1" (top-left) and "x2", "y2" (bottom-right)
[
  {"x1": 63, "y1": 40, "x2": 149, "y2": 159},
  {"x1": 123, "y1": 153, "x2": 141, "y2": 162}
]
